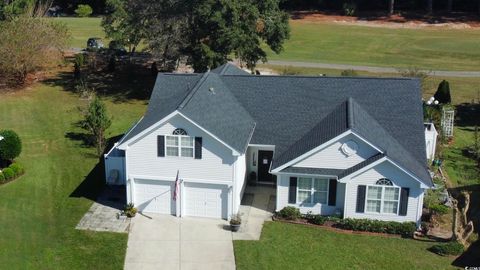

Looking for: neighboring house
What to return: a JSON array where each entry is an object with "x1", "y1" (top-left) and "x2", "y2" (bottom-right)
[
  {"x1": 105, "y1": 63, "x2": 433, "y2": 225},
  {"x1": 424, "y1": 122, "x2": 438, "y2": 161}
]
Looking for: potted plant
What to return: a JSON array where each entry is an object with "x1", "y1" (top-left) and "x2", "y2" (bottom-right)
[
  {"x1": 230, "y1": 213, "x2": 242, "y2": 232},
  {"x1": 124, "y1": 203, "x2": 137, "y2": 218}
]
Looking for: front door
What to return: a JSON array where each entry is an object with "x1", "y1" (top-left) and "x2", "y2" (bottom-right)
[{"x1": 258, "y1": 150, "x2": 274, "y2": 183}]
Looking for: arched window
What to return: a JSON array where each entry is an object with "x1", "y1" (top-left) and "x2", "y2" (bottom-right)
[
  {"x1": 376, "y1": 178, "x2": 393, "y2": 186},
  {"x1": 172, "y1": 128, "x2": 188, "y2": 135}
]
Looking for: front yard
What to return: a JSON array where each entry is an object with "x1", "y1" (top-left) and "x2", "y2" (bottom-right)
[{"x1": 234, "y1": 222, "x2": 455, "y2": 270}]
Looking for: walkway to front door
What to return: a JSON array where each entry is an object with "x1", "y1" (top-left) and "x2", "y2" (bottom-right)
[{"x1": 125, "y1": 214, "x2": 235, "y2": 270}]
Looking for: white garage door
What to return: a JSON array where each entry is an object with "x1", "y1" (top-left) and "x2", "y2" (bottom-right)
[
  {"x1": 134, "y1": 179, "x2": 175, "y2": 215},
  {"x1": 184, "y1": 183, "x2": 227, "y2": 219}
]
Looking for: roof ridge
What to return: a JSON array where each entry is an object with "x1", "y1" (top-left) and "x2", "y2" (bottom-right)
[
  {"x1": 347, "y1": 97, "x2": 354, "y2": 129},
  {"x1": 177, "y1": 72, "x2": 210, "y2": 110},
  {"x1": 220, "y1": 74, "x2": 418, "y2": 81}
]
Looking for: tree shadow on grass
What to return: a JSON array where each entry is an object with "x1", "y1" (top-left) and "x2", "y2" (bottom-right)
[
  {"x1": 43, "y1": 62, "x2": 156, "y2": 103},
  {"x1": 454, "y1": 103, "x2": 480, "y2": 127},
  {"x1": 69, "y1": 134, "x2": 125, "y2": 202}
]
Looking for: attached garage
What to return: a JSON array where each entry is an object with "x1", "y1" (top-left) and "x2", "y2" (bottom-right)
[
  {"x1": 134, "y1": 179, "x2": 175, "y2": 215},
  {"x1": 184, "y1": 183, "x2": 228, "y2": 219}
]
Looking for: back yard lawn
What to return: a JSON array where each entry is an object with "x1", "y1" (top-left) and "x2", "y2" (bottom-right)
[
  {"x1": 0, "y1": 84, "x2": 145, "y2": 269},
  {"x1": 234, "y1": 222, "x2": 455, "y2": 270}
]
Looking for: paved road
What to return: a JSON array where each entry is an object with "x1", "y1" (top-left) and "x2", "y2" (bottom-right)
[{"x1": 266, "y1": 60, "x2": 480, "y2": 78}]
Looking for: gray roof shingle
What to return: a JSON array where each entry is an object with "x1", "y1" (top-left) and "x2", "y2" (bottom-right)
[{"x1": 120, "y1": 63, "x2": 432, "y2": 187}]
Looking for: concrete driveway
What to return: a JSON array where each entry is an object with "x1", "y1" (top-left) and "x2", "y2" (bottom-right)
[{"x1": 125, "y1": 214, "x2": 235, "y2": 270}]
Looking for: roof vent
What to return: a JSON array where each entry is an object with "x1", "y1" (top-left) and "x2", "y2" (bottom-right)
[{"x1": 209, "y1": 87, "x2": 215, "y2": 94}]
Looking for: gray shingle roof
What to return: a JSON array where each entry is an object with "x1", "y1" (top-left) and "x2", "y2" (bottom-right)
[{"x1": 120, "y1": 63, "x2": 432, "y2": 187}]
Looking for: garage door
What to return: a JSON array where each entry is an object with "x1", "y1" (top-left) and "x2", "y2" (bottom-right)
[
  {"x1": 184, "y1": 183, "x2": 227, "y2": 219},
  {"x1": 134, "y1": 179, "x2": 175, "y2": 215}
]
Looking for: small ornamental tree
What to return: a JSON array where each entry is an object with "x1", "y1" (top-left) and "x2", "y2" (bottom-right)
[
  {"x1": 0, "y1": 130, "x2": 22, "y2": 162},
  {"x1": 75, "y1": 4, "x2": 93, "y2": 17},
  {"x1": 80, "y1": 96, "x2": 112, "y2": 156},
  {"x1": 434, "y1": 80, "x2": 452, "y2": 104}
]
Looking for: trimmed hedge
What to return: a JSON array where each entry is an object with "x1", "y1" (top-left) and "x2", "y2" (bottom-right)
[
  {"x1": 277, "y1": 206, "x2": 302, "y2": 220},
  {"x1": 9, "y1": 163, "x2": 24, "y2": 176},
  {"x1": 336, "y1": 218, "x2": 417, "y2": 238},
  {"x1": 430, "y1": 241, "x2": 464, "y2": 256},
  {"x1": 2, "y1": 168, "x2": 14, "y2": 180},
  {"x1": 429, "y1": 204, "x2": 449, "y2": 215}
]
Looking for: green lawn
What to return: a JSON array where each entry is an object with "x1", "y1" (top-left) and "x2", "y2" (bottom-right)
[
  {"x1": 0, "y1": 84, "x2": 145, "y2": 269},
  {"x1": 266, "y1": 20, "x2": 480, "y2": 71},
  {"x1": 54, "y1": 17, "x2": 106, "y2": 48},
  {"x1": 234, "y1": 222, "x2": 455, "y2": 270},
  {"x1": 52, "y1": 17, "x2": 480, "y2": 71}
]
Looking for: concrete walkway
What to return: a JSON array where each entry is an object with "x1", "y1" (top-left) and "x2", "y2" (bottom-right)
[
  {"x1": 125, "y1": 214, "x2": 235, "y2": 270},
  {"x1": 265, "y1": 60, "x2": 480, "y2": 78},
  {"x1": 233, "y1": 185, "x2": 276, "y2": 240}
]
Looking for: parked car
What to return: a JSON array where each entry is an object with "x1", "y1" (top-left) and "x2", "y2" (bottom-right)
[{"x1": 87, "y1": 37, "x2": 104, "y2": 50}]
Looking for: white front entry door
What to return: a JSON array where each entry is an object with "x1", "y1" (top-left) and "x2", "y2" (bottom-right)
[
  {"x1": 134, "y1": 179, "x2": 175, "y2": 215},
  {"x1": 184, "y1": 183, "x2": 227, "y2": 219}
]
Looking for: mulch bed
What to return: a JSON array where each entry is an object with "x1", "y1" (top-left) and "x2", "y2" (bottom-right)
[{"x1": 272, "y1": 216, "x2": 406, "y2": 239}]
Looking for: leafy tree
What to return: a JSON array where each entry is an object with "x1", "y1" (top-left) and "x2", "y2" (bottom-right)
[
  {"x1": 80, "y1": 96, "x2": 112, "y2": 156},
  {"x1": 0, "y1": 130, "x2": 22, "y2": 162},
  {"x1": 107, "y1": 0, "x2": 290, "y2": 72},
  {"x1": 0, "y1": 16, "x2": 69, "y2": 86},
  {"x1": 434, "y1": 80, "x2": 452, "y2": 104},
  {"x1": 102, "y1": 0, "x2": 147, "y2": 53},
  {"x1": 74, "y1": 4, "x2": 93, "y2": 17}
]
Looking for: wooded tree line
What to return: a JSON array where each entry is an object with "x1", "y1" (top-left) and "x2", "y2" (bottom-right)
[{"x1": 280, "y1": 0, "x2": 480, "y2": 14}]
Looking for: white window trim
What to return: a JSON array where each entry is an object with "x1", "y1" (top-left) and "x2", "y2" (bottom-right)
[
  {"x1": 165, "y1": 135, "x2": 195, "y2": 158},
  {"x1": 296, "y1": 177, "x2": 329, "y2": 205},
  {"x1": 365, "y1": 185, "x2": 400, "y2": 215}
]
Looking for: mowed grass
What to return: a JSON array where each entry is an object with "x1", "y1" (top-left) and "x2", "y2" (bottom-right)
[
  {"x1": 0, "y1": 84, "x2": 145, "y2": 269},
  {"x1": 234, "y1": 222, "x2": 455, "y2": 270},
  {"x1": 53, "y1": 17, "x2": 106, "y2": 48},
  {"x1": 265, "y1": 20, "x2": 480, "y2": 71}
]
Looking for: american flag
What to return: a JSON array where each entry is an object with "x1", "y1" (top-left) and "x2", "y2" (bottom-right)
[{"x1": 173, "y1": 170, "x2": 180, "y2": 201}]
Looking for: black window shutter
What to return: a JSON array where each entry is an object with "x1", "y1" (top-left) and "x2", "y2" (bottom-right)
[
  {"x1": 194, "y1": 137, "x2": 202, "y2": 159},
  {"x1": 157, "y1": 135, "x2": 165, "y2": 157},
  {"x1": 356, "y1": 185, "x2": 366, "y2": 213},
  {"x1": 288, "y1": 177, "x2": 297, "y2": 204},
  {"x1": 328, "y1": 179, "x2": 337, "y2": 206},
  {"x1": 399, "y1": 188, "x2": 410, "y2": 216}
]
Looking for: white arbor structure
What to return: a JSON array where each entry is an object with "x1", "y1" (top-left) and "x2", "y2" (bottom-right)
[{"x1": 441, "y1": 108, "x2": 455, "y2": 138}]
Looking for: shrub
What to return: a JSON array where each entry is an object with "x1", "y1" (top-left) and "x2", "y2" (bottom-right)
[
  {"x1": 0, "y1": 130, "x2": 22, "y2": 161},
  {"x1": 124, "y1": 203, "x2": 137, "y2": 217},
  {"x1": 2, "y1": 168, "x2": 14, "y2": 180},
  {"x1": 0, "y1": 172, "x2": 4, "y2": 182},
  {"x1": 430, "y1": 241, "x2": 464, "y2": 256},
  {"x1": 336, "y1": 218, "x2": 417, "y2": 237},
  {"x1": 309, "y1": 215, "x2": 327, "y2": 225},
  {"x1": 429, "y1": 204, "x2": 449, "y2": 215},
  {"x1": 75, "y1": 4, "x2": 93, "y2": 17},
  {"x1": 434, "y1": 80, "x2": 451, "y2": 104},
  {"x1": 8, "y1": 163, "x2": 24, "y2": 176},
  {"x1": 341, "y1": 69, "x2": 358, "y2": 77},
  {"x1": 278, "y1": 206, "x2": 302, "y2": 220}
]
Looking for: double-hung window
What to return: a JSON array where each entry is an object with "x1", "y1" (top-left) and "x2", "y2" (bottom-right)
[
  {"x1": 366, "y1": 179, "x2": 400, "y2": 214},
  {"x1": 165, "y1": 128, "x2": 194, "y2": 158},
  {"x1": 297, "y1": 177, "x2": 328, "y2": 204}
]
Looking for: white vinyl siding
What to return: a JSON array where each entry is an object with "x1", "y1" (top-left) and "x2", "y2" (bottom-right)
[
  {"x1": 343, "y1": 161, "x2": 424, "y2": 223},
  {"x1": 293, "y1": 133, "x2": 379, "y2": 170},
  {"x1": 127, "y1": 114, "x2": 235, "y2": 182},
  {"x1": 276, "y1": 174, "x2": 342, "y2": 215}
]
